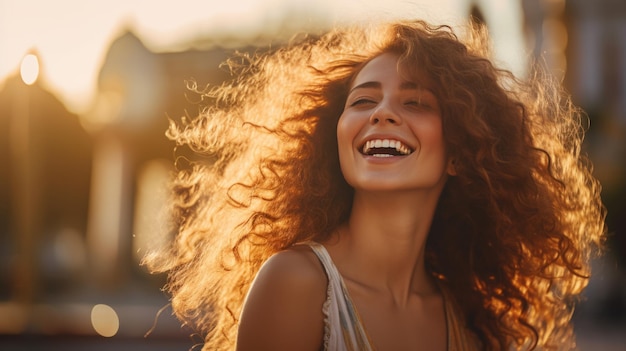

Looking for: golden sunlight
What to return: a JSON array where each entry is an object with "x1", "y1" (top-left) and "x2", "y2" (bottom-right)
[{"x1": 0, "y1": 0, "x2": 524, "y2": 115}]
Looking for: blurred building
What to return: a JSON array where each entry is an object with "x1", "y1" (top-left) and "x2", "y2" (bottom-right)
[
  {"x1": 0, "y1": 31, "x2": 239, "y2": 349},
  {"x1": 79, "y1": 30, "x2": 234, "y2": 289}
]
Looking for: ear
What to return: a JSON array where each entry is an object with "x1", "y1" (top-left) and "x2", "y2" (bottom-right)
[{"x1": 447, "y1": 159, "x2": 457, "y2": 176}]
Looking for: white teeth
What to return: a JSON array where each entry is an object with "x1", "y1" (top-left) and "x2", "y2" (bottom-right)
[{"x1": 362, "y1": 139, "x2": 412, "y2": 156}]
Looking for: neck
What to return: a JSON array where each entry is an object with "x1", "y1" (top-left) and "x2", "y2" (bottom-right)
[{"x1": 330, "y1": 188, "x2": 442, "y2": 305}]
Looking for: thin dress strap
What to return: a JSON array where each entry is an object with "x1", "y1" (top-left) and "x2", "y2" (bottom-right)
[{"x1": 307, "y1": 242, "x2": 374, "y2": 351}]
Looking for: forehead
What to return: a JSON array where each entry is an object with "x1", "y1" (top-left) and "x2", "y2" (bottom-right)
[{"x1": 350, "y1": 52, "x2": 432, "y2": 89}]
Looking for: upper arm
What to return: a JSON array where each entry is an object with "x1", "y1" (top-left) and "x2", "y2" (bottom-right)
[{"x1": 236, "y1": 248, "x2": 327, "y2": 351}]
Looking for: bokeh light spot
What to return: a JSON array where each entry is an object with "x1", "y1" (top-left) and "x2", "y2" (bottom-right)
[
  {"x1": 91, "y1": 304, "x2": 119, "y2": 337},
  {"x1": 20, "y1": 54, "x2": 39, "y2": 85}
]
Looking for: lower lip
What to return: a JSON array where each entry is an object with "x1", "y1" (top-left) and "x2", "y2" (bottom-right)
[{"x1": 361, "y1": 154, "x2": 409, "y2": 163}]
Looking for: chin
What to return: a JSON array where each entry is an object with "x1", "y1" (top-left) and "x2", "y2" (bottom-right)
[
  {"x1": 348, "y1": 180, "x2": 416, "y2": 192},
  {"x1": 346, "y1": 176, "x2": 448, "y2": 194}
]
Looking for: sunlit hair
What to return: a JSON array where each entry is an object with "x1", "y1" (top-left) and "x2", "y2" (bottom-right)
[{"x1": 144, "y1": 19, "x2": 606, "y2": 351}]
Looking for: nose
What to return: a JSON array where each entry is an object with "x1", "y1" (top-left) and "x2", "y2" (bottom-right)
[{"x1": 369, "y1": 101, "x2": 402, "y2": 125}]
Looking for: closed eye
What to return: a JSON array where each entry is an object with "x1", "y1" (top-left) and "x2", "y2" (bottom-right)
[
  {"x1": 405, "y1": 100, "x2": 431, "y2": 109},
  {"x1": 350, "y1": 98, "x2": 377, "y2": 107}
]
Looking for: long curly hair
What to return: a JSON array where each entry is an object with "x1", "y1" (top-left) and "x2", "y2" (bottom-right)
[{"x1": 144, "y1": 20, "x2": 606, "y2": 350}]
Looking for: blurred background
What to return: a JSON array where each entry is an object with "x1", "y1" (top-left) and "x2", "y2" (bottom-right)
[{"x1": 0, "y1": 0, "x2": 624, "y2": 350}]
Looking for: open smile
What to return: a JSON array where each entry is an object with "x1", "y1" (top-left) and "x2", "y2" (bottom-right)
[{"x1": 360, "y1": 138, "x2": 414, "y2": 157}]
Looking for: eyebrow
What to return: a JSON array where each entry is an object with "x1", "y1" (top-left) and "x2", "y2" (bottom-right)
[{"x1": 349, "y1": 81, "x2": 429, "y2": 94}]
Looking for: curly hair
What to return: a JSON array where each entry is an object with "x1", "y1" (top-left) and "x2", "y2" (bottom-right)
[{"x1": 144, "y1": 20, "x2": 606, "y2": 351}]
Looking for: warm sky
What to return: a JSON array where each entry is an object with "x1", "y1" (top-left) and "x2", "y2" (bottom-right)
[{"x1": 0, "y1": 0, "x2": 526, "y2": 114}]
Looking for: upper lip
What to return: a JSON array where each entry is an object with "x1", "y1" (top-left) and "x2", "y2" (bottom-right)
[{"x1": 359, "y1": 135, "x2": 415, "y2": 155}]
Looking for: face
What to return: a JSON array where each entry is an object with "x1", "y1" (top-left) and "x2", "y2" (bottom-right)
[{"x1": 337, "y1": 52, "x2": 453, "y2": 194}]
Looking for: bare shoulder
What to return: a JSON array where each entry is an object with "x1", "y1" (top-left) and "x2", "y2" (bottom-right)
[
  {"x1": 236, "y1": 245, "x2": 328, "y2": 351},
  {"x1": 259, "y1": 245, "x2": 327, "y2": 286}
]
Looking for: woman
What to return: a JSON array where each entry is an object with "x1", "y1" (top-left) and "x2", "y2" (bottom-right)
[{"x1": 145, "y1": 20, "x2": 606, "y2": 350}]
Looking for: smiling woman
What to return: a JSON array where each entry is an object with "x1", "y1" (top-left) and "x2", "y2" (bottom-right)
[
  {"x1": 144, "y1": 19, "x2": 606, "y2": 351},
  {"x1": 337, "y1": 52, "x2": 450, "y2": 194}
]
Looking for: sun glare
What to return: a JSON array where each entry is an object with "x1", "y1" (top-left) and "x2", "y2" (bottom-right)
[{"x1": 20, "y1": 54, "x2": 39, "y2": 85}]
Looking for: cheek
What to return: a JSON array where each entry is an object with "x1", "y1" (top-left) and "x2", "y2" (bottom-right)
[
  {"x1": 336, "y1": 114, "x2": 355, "y2": 178},
  {"x1": 412, "y1": 118, "x2": 444, "y2": 146},
  {"x1": 336, "y1": 113, "x2": 354, "y2": 149}
]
